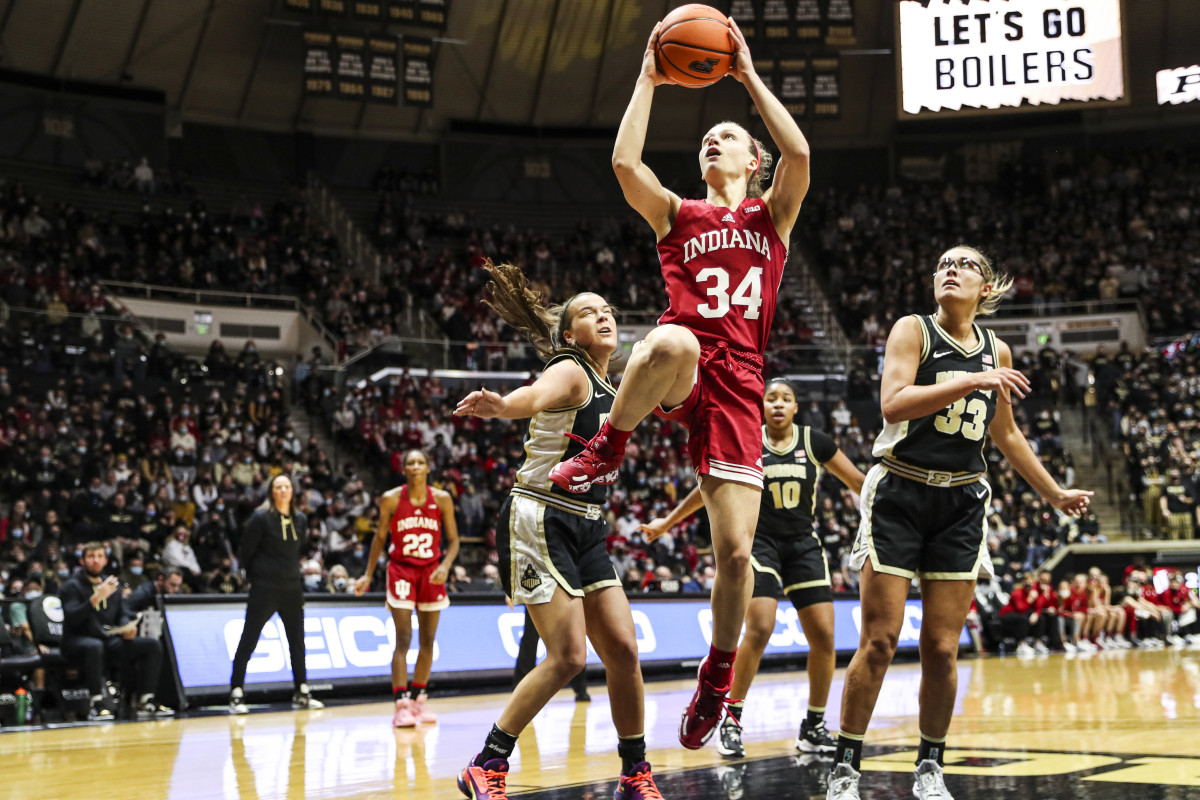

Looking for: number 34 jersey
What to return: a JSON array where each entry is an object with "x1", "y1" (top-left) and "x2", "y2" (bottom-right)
[
  {"x1": 656, "y1": 197, "x2": 789, "y2": 354},
  {"x1": 872, "y1": 314, "x2": 1001, "y2": 474},
  {"x1": 389, "y1": 486, "x2": 442, "y2": 567}
]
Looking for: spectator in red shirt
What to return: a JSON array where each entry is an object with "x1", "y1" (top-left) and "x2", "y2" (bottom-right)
[
  {"x1": 999, "y1": 572, "x2": 1051, "y2": 656},
  {"x1": 1160, "y1": 572, "x2": 1200, "y2": 642}
]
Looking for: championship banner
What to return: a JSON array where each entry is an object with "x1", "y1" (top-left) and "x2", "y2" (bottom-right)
[
  {"x1": 352, "y1": 0, "x2": 384, "y2": 22},
  {"x1": 794, "y1": 0, "x2": 822, "y2": 44},
  {"x1": 302, "y1": 30, "x2": 335, "y2": 96},
  {"x1": 335, "y1": 34, "x2": 367, "y2": 100},
  {"x1": 749, "y1": 58, "x2": 778, "y2": 118},
  {"x1": 283, "y1": 0, "x2": 313, "y2": 13},
  {"x1": 823, "y1": 0, "x2": 855, "y2": 44},
  {"x1": 415, "y1": 0, "x2": 450, "y2": 31},
  {"x1": 1157, "y1": 65, "x2": 1200, "y2": 106},
  {"x1": 388, "y1": 0, "x2": 417, "y2": 24},
  {"x1": 762, "y1": 0, "x2": 792, "y2": 44},
  {"x1": 402, "y1": 36, "x2": 435, "y2": 107},
  {"x1": 897, "y1": 0, "x2": 1125, "y2": 116},
  {"x1": 728, "y1": 0, "x2": 758, "y2": 41},
  {"x1": 812, "y1": 53, "x2": 841, "y2": 118},
  {"x1": 777, "y1": 58, "x2": 808, "y2": 119},
  {"x1": 317, "y1": 0, "x2": 348, "y2": 16},
  {"x1": 367, "y1": 37, "x2": 400, "y2": 104}
]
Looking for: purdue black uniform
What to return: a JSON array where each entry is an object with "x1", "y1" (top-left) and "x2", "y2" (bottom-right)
[
  {"x1": 852, "y1": 315, "x2": 1000, "y2": 580},
  {"x1": 753, "y1": 424, "x2": 838, "y2": 609},
  {"x1": 497, "y1": 354, "x2": 622, "y2": 605}
]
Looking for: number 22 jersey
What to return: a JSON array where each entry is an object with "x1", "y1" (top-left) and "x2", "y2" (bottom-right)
[
  {"x1": 389, "y1": 486, "x2": 442, "y2": 567},
  {"x1": 656, "y1": 197, "x2": 789, "y2": 354}
]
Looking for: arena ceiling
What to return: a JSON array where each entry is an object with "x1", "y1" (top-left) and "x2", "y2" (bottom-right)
[{"x1": 0, "y1": 1, "x2": 1193, "y2": 147}]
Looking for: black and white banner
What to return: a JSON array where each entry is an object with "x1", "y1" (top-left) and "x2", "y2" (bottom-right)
[
  {"x1": 750, "y1": 59, "x2": 779, "y2": 118},
  {"x1": 823, "y1": 0, "x2": 854, "y2": 43},
  {"x1": 729, "y1": 0, "x2": 758, "y2": 41},
  {"x1": 1157, "y1": 65, "x2": 1200, "y2": 106},
  {"x1": 335, "y1": 34, "x2": 367, "y2": 100},
  {"x1": 777, "y1": 58, "x2": 809, "y2": 118},
  {"x1": 794, "y1": 0, "x2": 822, "y2": 43},
  {"x1": 367, "y1": 37, "x2": 400, "y2": 104},
  {"x1": 811, "y1": 54, "x2": 840, "y2": 118},
  {"x1": 402, "y1": 36, "x2": 435, "y2": 107},
  {"x1": 761, "y1": 0, "x2": 792, "y2": 44},
  {"x1": 302, "y1": 30, "x2": 335, "y2": 96},
  {"x1": 898, "y1": 0, "x2": 1124, "y2": 115}
]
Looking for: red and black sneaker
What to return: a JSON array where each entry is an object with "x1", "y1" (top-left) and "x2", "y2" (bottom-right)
[
  {"x1": 548, "y1": 432, "x2": 623, "y2": 494},
  {"x1": 678, "y1": 657, "x2": 734, "y2": 750},
  {"x1": 614, "y1": 762, "x2": 666, "y2": 800},
  {"x1": 459, "y1": 755, "x2": 509, "y2": 800}
]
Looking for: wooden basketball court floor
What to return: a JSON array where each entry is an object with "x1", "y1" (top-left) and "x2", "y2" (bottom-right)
[{"x1": 5, "y1": 647, "x2": 1200, "y2": 799}]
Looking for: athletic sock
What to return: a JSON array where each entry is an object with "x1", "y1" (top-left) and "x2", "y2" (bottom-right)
[
  {"x1": 412, "y1": 682, "x2": 428, "y2": 698},
  {"x1": 834, "y1": 732, "x2": 864, "y2": 771},
  {"x1": 477, "y1": 724, "x2": 518, "y2": 766},
  {"x1": 805, "y1": 705, "x2": 825, "y2": 727},
  {"x1": 618, "y1": 734, "x2": 647, "y2": 775},
  {"x1": 917, "y1": 732, "x2": 947, "y2": 767},
  {"x1": 597, "y1": 419, "x2": 631, "y2": 452},
  {"x1": 705, "y1": 645, "x2": 737, "y2": 686},
  {"x1": 394, "y1": 686, "x2": 409, "y2": 700},
  {"x1": 724, "y1": 699, "x2": 744, "y2": 725}
]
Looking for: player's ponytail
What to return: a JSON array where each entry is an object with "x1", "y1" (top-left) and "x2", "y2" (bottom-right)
[
  {"x1": 482, "y1": 259, "x2": 606, "y2": 372},
  {"x1": 747, "y1": 136, "x2": 774, "y2": 199},
  {"x1": 954, "y1": 246, "x2": 1014, "y2": 315}
]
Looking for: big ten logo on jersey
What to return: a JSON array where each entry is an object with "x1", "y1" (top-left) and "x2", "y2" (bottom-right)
[
  {"x1": 497, "y1": 610, "x2": 658, "y2": 659},
  {"x1": 934, "y1": 370, "x2": 988, "y2": 441},
  {"x1": 223, "y1": 613, "x2": 438, "y2": 673}
]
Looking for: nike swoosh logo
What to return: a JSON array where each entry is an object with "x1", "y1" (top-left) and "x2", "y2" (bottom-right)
[
  {"x1": 933, "y1": 350, "x2": 954, "y2": 358},
  {"x1": 976, "y1": 489, "x2": 987, "y2": 499}
]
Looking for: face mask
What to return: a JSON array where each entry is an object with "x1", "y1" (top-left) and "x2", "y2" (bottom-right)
[
  {"x1": 58, "y1": 569, "x2": 70, "y2": 578},
  {"x1": 78, "y1": 447, "x2": 87, "y2": 454},
  {"x1": 12, "y1": 529, "x2": 23, "y2": 539},
  {"x1": 333, "y1": 578, "x2": 347, "y2": 591},
  {"x1": 304, "y1": 575, "x2": 321, "y2": 589},
  {"x1": 24, "y1": 590, "x2": 41, "y2": 600},
  {"x1": 130, "y1": 566, "x2": 143, "y2": 576}
]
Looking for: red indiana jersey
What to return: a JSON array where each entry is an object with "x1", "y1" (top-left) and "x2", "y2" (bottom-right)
[
  {"x1": 656, "y1": 197, "x2": 788, "y2": 354},
  {"x1": 388, "y1": 486, "x2": 442, "y2": 567}
]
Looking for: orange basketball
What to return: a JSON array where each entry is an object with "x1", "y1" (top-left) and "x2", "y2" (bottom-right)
[{"x1": 654, "y1": 4, "x2": 734, "y2": 88}]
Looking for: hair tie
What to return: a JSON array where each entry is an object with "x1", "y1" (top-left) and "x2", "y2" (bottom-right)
[{"x1": 751, "y1": 138, "x2": 761, "y2": 177}]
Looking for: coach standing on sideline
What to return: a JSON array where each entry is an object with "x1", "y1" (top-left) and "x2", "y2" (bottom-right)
[{"x1": 227, "y1": 474, "x2": 325, "y2": 714}]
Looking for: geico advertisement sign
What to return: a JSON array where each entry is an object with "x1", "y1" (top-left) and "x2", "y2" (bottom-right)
[{"x1": 166, "y1": 598, "x2": 966, "y2": 689}]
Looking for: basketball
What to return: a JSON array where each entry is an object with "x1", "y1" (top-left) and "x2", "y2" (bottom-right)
[{"x1": 654, "y1": 4, "x2": 734, "y2": 88}]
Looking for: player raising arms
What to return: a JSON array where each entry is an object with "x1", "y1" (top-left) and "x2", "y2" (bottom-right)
[
  {"x1": 354, "y1": 449, "x2": 459, "y2": 728},
  {"x1": 641, "y1": 380, "x2": 864, "y2": 758},
  {"x1": 828, "y1": 246, "x2": 1092, "y2": 800},
  {"x1": 455, "y1": 261, "x2": 663, "y2": 800},
  {"x1": 549, "y1": 17, "x2": 810, "y2": 750}
]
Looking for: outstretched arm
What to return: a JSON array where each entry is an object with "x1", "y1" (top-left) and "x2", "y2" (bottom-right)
[
  {"x1": 990, "y1": 341, "x2": 1093, "y2": 516},
  {"x1": 612, "y1": 23, "x2": 682, "y2": 240},
  {"x1": 454, "y1": 360, "x2": 590, "y2": 420},
  {"x1": 727, "y1": 18, "x2": 809, "y2": 242},
  {"x1": 639, "y1": 486, "x2": 705, "y2": 541}
]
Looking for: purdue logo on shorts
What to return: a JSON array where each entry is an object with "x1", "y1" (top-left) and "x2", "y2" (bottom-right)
[{"x1": 520, "y1": 564, "x2": 543, "y2": 592}]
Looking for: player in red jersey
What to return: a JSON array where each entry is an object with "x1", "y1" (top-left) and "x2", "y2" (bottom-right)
[
  {"x1": 355, "y1": 449, "x2": 459, "y2": 728},
  {"x1": 548, "y1": 18, "x2": 810, "y2": 750}
]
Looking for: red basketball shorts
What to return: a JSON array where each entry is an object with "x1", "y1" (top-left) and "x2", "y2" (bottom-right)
[
  {"x1": 387, "y1": 560, "x2": 449, "y2": 612},
  {"x1": 656, "y1": 341, "x2": 764, "y2": 489}
]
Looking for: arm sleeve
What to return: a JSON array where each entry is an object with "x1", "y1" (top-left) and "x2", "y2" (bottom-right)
[
  {"x1": 240, "y1": 512, "x2": 266, "y2": 568},
  {"x1": 808, "y1": 429, "x2": 838, "y2": 465}
]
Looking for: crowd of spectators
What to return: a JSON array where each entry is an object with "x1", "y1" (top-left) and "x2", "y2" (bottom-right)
[
  {"x1": 802, "y1": 145, "x2": 1200, "y2": 344},
  {"x1": 1102, "y1": 341, "x2": 1200, "y2": 539}
]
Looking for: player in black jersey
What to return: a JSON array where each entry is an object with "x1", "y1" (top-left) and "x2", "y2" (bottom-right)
[
  {"x1": 827, "y1": 247, "x2": 1093, "y2": 800},
  {"x1": 643, "y1": 380, "x2": 864, "y2": 759},
  {"x1": 453, "y1": 261, "x2": 663, "y2": 800}
]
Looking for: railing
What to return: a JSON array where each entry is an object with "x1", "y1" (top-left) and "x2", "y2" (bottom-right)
[
  {"x1": 988, "y1": 298, "x2": 1141, "y2": 318},
  {"x1": 99, "y1": 279, "x2": 343, "y2": 360},
  {"x1": 304, "y1": 173, "x2": 448, "y2": 355}
]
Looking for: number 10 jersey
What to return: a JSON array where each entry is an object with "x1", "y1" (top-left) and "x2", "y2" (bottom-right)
[
  {"x1": 872, "y1": 314, "x2": 1001, "y2": 474},
  {"x1": 656, "y1": 197, "x2": 789, "y2": 354}
]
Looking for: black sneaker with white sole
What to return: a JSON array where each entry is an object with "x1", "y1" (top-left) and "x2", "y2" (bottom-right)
[
  {"x1": 88, "y1": 703, "x2": 115, "y2": 722},
  {"x1": 291, "y1": 684, "x2": 325, "y2": 710},
  {"x1": 716, "y1": 721, "x2": 744, "y2": 758},
  {"x1": 795, "y1": 718, "x2": 837, "y2": 753}
]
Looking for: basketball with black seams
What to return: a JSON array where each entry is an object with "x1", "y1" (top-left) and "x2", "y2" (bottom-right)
[{"x1": 654, "y1": 4, "x2": 735, "y2": 88}]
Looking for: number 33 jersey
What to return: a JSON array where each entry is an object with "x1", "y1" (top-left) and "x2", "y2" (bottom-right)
[
  {"x1": 389, "y1": 486, "x2": 442, "y2": 567},
  {"x1": 873, "y1": 314, "x2": 1001, "y2": 474},
  {"x1": 656, "y1": 197, "x2": 788, "y2": 354}
]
